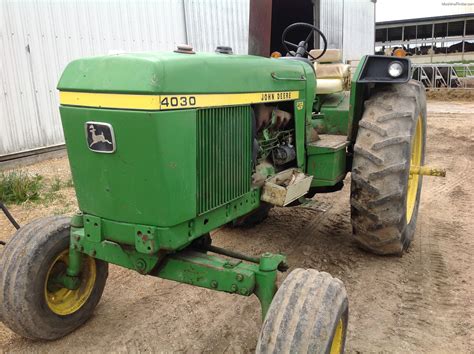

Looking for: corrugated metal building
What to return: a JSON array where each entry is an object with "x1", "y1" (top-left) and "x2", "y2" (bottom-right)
[
  {"x1": 185, "y1": 0, "x2": 250, "y2": 54},
  {"x1": 1, "y1": 0, "x2": 373, "y2": 158},
  {"x1": 339, "y1": 0, "x2": 375, "y2": 63},
  {"x1": 319, "y1": 0, "x2": 375, "y2": 62},
  {"x1": 0, "y1": 0, "x2": 249, "y2": 157}
]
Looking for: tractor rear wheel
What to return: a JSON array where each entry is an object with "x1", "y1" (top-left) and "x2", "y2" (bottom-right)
[
  {"x1": 0, "y1": 216, "x2": 108, "y2": 340},
  {"x1": 351, "y1": 81, "x2": 426, "y2": 255},
  {"x1": 256, "y1": 269, "x2": 348, "y2": 354}
]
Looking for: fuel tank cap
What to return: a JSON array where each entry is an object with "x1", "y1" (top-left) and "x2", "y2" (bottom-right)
[
  {"x1": 215, "y1": 46, "x2": 233, "y2": 54},
  {"x1": 175, "y1": 44, "x2": 195, "y2": 54}
]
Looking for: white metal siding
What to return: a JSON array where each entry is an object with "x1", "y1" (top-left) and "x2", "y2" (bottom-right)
[
  {"x1": 343, "y1": 0, "x2": 375, "y2": 62},
  {"x1": 0, "y1": 0, "x2": 250, "y2": 157},
  {"x1": 319, "y1": 0, "x2": 375, "y2": 62},
  {"x1": 1, "y1": 0, "x2": 374, "y2": 156},
  {"x1": 184, "y1": 0, "x2": 249, "y2": 54},
  {"x1": 320, "y1": 0, "x2": 344, "y2": 50}
]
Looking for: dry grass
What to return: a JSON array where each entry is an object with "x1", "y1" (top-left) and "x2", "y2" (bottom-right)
[
  {"x1": 0, "y1": 157, "x2": 78, "y2": 241},
  {"x1": 0, "y1": 171, "x2": 43, "y2": 203}
]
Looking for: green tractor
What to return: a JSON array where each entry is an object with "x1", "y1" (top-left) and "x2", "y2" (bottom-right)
[{"x1": 0, "y1": 23, "x2": 444, "y2": 352}]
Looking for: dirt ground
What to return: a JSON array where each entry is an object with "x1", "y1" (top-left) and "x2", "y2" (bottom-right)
[
  {"x1": 1, "y1": 100, "x2": 473, "y2": 353},
  {"x1": 426, "y1": 89, "x2": 474, "y2": 101}
]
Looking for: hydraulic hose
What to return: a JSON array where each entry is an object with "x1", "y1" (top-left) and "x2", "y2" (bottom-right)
[{"x1": 1, "y1": 201, "x2": 20, "y2": 245}]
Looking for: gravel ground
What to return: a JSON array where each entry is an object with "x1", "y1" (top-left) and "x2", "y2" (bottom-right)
[{"x1": 0, "y1": 99, "x2": 473, "y2": 353}]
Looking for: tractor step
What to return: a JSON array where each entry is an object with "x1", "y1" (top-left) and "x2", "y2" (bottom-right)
[
  {"x1": 309, "y1": 134, "x2": 348, "y2": 151},
  {"x1": 306, "y1": 135, "x2": 348, "y2": 187}
]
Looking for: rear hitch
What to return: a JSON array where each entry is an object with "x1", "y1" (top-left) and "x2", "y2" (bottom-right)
[{"x1": 410, "y1": 165, "x2": 446, "y2": 177}]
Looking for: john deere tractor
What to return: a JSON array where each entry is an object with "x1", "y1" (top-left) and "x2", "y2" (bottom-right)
[{"x1": 0, "y1": 23, "x2": 444, "y2": 352}]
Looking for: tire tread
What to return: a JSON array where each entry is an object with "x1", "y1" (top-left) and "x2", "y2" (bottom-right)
[
  {"x1": 351, "y1": 81, "x2": 426, "y2": 255},
  {"x1": 256, "y1": 269, "x2": 348, "y2": 354}
]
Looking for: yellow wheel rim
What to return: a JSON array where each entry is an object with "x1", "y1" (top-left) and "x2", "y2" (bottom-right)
[
  {"x1": 406, "y1": 115, "x2": 423, "y2": 223},
  {"x1": 330, "y1": 319, "x2": 344, "y2": 354},
  {"x1": 44, "y1": 250, "x2": 97, "y2": 316}
]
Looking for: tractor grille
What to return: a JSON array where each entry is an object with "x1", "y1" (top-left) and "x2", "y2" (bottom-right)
[{"x1": 197, "y1": 106, "x2": 252, "y2": 214}]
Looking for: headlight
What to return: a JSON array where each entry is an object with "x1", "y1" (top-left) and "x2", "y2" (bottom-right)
[
  {"x1": 388, "y1": 61, "x2": 404, "y2": 78},
  {"x1": 358, "y1": 55, "x2": 411, "y2": 83}
]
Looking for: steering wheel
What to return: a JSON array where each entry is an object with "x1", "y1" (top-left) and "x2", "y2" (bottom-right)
[{"x1": 281, "y1": 22, "x2": 328, "y2": 61}]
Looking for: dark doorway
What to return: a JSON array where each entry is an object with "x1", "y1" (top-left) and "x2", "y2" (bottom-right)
[
  {"x1": 249, "y1": 0, "x2": 316, "y2": 57},
  {"x1": 270, "y1": 0, "x2": 315, "y2": 55}
]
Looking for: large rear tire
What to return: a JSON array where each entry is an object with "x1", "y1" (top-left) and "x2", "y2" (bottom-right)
[
  {"x1": 0, "y1": 216, "x2": 108, "y2": 340},
  {"x1": 256, "y1": 269, "x2": 348, "y2": 354},
  {"x1": 351, "y1": 81, "x2": 426, "y2": 255}
]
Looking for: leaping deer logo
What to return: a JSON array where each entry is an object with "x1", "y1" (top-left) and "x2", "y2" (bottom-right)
[{"x1": 89, "y1": 125, "x2": 112, "y2": 148}]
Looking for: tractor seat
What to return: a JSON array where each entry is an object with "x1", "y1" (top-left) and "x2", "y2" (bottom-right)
[{"x1": 309, "y1": 49, "x2": 351, "y2": 94}]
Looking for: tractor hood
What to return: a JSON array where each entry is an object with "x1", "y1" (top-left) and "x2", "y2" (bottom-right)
[{"x1": 57, "y1": 51, "x2": 313, "y2": 94}]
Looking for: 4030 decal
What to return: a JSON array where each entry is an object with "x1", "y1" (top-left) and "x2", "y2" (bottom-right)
[{"x1": 160, "y1": 96, "x2": 197, "y2": 108}]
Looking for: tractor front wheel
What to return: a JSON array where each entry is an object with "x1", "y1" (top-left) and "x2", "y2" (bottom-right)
[
  {"x1": 0, "y1": 216, "x2": 108, "y2": 340},
  {"x1": 351, "y1": 80, "x2": 427, "y2": 255},
  {"x1": 256, "y1": 269, "x2": 348, "y2": 354}
]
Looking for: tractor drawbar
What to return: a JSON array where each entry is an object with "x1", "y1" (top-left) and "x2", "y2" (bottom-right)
[{"x1": 410, "y1": 165, "x2": 447, "y2": 177}]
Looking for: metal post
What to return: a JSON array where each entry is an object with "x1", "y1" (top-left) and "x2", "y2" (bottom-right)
[
  {"x1": 415, "y1": 25, "x2": 418, "y2": 55},
  {"x1": 313, "y1": 0, "x2": 320, "y2": 49},
  {"x1": 431, "y1": 23, "x2": 435, "y2": 60},
  {"x1": 463, "y1": 20, "x2": 467, "y2": 61}
]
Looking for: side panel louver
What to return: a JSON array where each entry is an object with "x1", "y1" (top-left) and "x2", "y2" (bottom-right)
[{"x1": 197, "y1": 106, "x2": 252, "y2": 214}]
